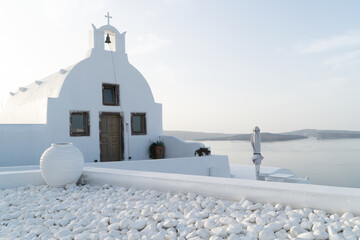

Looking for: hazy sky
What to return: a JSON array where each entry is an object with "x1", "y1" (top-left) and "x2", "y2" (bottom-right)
[{"x1": 0, "y1": 0, "x2": 359, "y2": 133}]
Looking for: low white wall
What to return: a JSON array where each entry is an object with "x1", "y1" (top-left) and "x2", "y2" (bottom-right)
[
  {"x1": 1, "y1": 167, "x2": 360, "y2": 215},
  {"x1": 86, "y1": 155, "x2": 231, "y2": 178},
  {"x1": 81, "y1": 168, "x2": 360, "y2": 215},
  {"x1": 0, "y1": 124, "x2": 50, "y2": 167},
  {"x1": 0, "y1": 170, "x2": 46, "y2": 189},
  {"x1": 0, "y1": 165, "x2": 39, "y2": 172},
  {"x1": 162, "y1": 135, "x2": 204, "y2": 158}
]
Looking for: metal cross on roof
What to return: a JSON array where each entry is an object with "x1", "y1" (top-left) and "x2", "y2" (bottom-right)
[{"x1": 105, "y1": 12, "x2": 112, "y2": 25}]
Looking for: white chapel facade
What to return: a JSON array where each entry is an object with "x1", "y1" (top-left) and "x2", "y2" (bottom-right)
[{"x1": 0, "y1": 14, "x2": 163, "y2": 166}]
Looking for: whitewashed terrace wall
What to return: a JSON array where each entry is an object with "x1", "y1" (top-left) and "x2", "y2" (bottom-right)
[
  {"x1": 1, "y1": 167, "x2": 359, "y2": 215},
  {"x1": 0, "y1": 170, "x2": 46, "y2": 189},
  {"x1": 0, "y1": 123, "x2": 100, "y2": 166},
  {"x1": 162, "y1": 135, "x2": 204, "y2": 158},
  {"x1": 0, "y1": 125, "x2": 49, "y2": 166},
  {"x1": 85, "y1": 155, "x2": 231, "y2": 177},
  {"x1": 81, "y1": 168, "x2": 360, "y2": 215}
]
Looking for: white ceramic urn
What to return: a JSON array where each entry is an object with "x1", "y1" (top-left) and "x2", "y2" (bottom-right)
[{"x1": 40, "y1": 142, "x2": 84, "y2": 187}]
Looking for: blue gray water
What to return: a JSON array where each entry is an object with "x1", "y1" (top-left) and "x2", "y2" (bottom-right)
[{"x1": 201, "y1": 138, "x2": 360, "y2": 188}]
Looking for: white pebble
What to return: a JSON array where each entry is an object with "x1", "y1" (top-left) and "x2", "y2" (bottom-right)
[
  {"x1": 204, "y1": 219, "x2": 218, "y2": 229},
  {"x1": 314, "y1": 209, "x2": 326, "y2": 216},
  {"x1": 226, "y1": 224, "x2": 243, "y2": 235},
  {"x1": 107, "y1": 223, "x2": 119, "y2": 231},
  {"x1": 313, "y1": 230, "x2": 329, "y2": 240},
  {"x1": 74, "y1": 233, "x2": 91, "y2": 240},
  {"x1": 301, "y1": 221, "x2": 313, "y2": 230},
  {"x1": 329, "y1": 222, "x2": 342, "y2": 234},
  {"x1": 211, "y1": 227, "x2": 227, "y2": 238},
  {"x1": 209, "y1": 236, "x2": 223, "y2": 240},
  {"x1": 72, "y1": 227, "x2": 85, "y2": 234},
  {"x1": 240, "y1": 199, "x2": 252, "y2": 209},
  {"x1": 54, "y1": 229, "x2": 72, "y2": 239},
  {"x1": 132, "y1": 219, "x2": 147, "y2": 230},
  {"x1": 230, "y1": 202, "x2": 244, "y2": 210},
  {"x1": 258, "y1": 228, "x2": 276, "y2": 240},
  {"x1": 329, "y1": 234, "x2": 346, "y2": 240},
  {"x1": 256, "y1": 216, "x2": 266, "y2": 226},
  {"x1": 119, "y1": 218, "x2": 131, "y2": 229},
  {"x1": 343, "y1": 229, "x2": 356, "y2": 239},
  {"x1": 297, "y1": 232, "x2": 315, "y2": 239},
  {"x1": 341, "y1": 212, "x2": 354, "y2": 220},
  {"x1": 330, "y1": 214, "x2": 340, "y2": 222},
  {"x1": 25, "y1": 232, "x2": 37, "y2": 239},
  {"x1": 219, "y1": 216, "x2": 237, "y2": 225},
  {"x1": 290, "y1": 226, "x2": 307, "y2": 237},
  {"x1": 274, "y1": 203, "x2": 283, "y2": 211},
  {"x1": 163, "y1": 218, "x2": 178, "y2": 228},
  {"x1": 352, "y1": 228, "x2": 360, "y2": 237},
  {"x1": 197, "y1": 229, "x2": 210, "y2": 239},
  {"x1": 78, "y1": 219, "x2": 91, "y2": 227},
  {"x1": 264, "y1": 222, "x2": 282, "y2": 232},
  {"x1": 312, "y1": 222, "x2": 326, "y2": 231},
  {"x1": 0, "y1": 201, "x2": 9, "y2": 210},
  {"x1": 59, "y1": 219, "x2": 70, "y2": 227},
  {"x1": 246, "y1": 224, "x2": 263, "y2": 238},
  {"x1": 185, "y1": 231, "x2": 197, "y2": 239},
  {"x1": 247, "y1": 203, "x2": 262, "y2": 211},
  {"x1": 275, "y1": 229, "x2": 287, "y2": 239}
]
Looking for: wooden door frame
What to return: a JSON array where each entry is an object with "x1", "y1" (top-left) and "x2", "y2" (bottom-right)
[{"x1": 99, "y1": 112, "x2": 124, "y2": 161}]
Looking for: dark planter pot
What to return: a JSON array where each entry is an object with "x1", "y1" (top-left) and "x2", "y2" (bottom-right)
[{"x1": 154, "y1": 146, "x2": 164, "y2": 159}]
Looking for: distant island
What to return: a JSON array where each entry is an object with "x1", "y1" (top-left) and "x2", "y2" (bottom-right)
[{"x1": 164, "y1": 129, "x2": 360, "y2": 142}]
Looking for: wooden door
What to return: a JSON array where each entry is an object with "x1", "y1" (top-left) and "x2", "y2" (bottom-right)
[{"x1": 100, "y1": 113, "x2": 123, "y2": 161}]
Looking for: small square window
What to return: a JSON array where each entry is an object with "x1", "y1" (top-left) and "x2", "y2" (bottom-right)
[
  {"x1": 102, "y1": 84, "x2": 119, "y2": 106},
  {"x1": 70, "y1": 111, "x2": 90, "y2": 136},
  {"x1": 131, "y1": 113, "x2": 147, "y2": 135}
]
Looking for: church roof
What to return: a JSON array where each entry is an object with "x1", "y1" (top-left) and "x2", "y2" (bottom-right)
[
  {"x1": 7, "y1": 65, "x2": 74, "y2": 105},
  {"x1": 0, "y1": 65, "x2": 75, "y2": 123}
]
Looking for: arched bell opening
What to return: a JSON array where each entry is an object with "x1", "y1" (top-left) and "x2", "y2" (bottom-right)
[{"x1": 104, "y1": 30, "x2": 116, "y2": 52}]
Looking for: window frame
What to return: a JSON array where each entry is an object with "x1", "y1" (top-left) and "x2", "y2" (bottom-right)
[
  {"x1": 70, "y1": 111, "x2": 90, "y2": 137},
  {"x1": 102, "y1": 83, "x2": 120, "y2": 106},
  {"x1": 131, "y1": 113, "x2": 147, "y2": 135}
]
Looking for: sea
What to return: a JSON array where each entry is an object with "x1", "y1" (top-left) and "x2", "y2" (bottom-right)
[{"x1": 201, "y1": 138, "x2": 360, "y2": 188}]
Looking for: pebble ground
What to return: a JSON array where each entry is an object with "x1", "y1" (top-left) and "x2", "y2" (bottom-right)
[{"x1": 0, "y1": 184, "x2": 359, "y2": 240}]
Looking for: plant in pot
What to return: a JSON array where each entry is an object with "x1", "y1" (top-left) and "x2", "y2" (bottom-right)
[
  {"x1": 194, "y1": 147, "x2": 211, "y2": 157},
  {"x1": 149, "y1": 140, "x2": 165, "y2": 159}
]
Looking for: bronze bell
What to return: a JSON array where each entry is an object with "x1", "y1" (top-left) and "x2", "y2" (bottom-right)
[{"x1": 105, "y1": 33, "x2": 111, "y2": 44}]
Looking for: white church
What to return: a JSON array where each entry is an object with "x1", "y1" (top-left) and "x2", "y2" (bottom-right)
[{"x1": 0, "y1": 14, "x2": 203, "y2": 167}]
